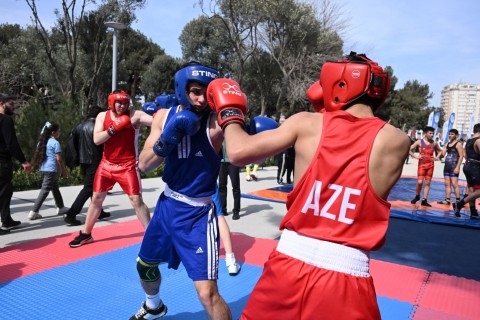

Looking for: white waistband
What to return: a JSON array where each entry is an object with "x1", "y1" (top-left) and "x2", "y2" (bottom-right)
[
  {"x1": 276, "y1": 229, "x2": 371, "y2": 277},
  {"x1": 164, "y1": 185, "x2": 212, "y2": 207}
]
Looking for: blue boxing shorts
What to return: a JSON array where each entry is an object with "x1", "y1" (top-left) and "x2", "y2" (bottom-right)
[{"x1": 138, "y1": 190, "x2": 219, "y2": 281}]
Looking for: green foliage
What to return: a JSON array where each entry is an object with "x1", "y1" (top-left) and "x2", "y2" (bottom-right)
[
  {"x1": 12, "y1": 166, "x2": 83, "y2": 191},
  {"x1": 141, "y1": 55, "x2": 181, "y2": 101},
  {"x1": 387, "y1": 80, "x2": 434, "y2": 129}
]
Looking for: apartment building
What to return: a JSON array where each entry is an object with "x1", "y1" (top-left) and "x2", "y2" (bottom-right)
[{"x1": 441, "y1": 83, "x2": 480, "y2": 137}]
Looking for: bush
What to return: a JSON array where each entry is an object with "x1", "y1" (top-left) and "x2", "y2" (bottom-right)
[{"x1": 13, "y1": 166, "x2": 86, "y2": 191}]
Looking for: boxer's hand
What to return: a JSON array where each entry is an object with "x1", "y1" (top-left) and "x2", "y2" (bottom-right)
[
  {"x1": 153, "y1": 110, "x2": 200, "y2": 157},
  {"x1": 142, "y1": 102, "x2": 159, "y2": 116},
  {"x1": 249, "y1": 116, "x2": 279, "y2": 135},
  {"x1": 107, "y1": 115, "x2": 131, "y2": 136},
  {"x1": 207, "y1": 78, "x2": 247, "y2": 130}
]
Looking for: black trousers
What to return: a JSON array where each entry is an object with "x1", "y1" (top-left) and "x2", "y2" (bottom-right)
[
  {"x1": 218, "y1": 162, "x2": 241, "y2": 213},
  {"x1": 67, "y1": 163, "x2": 98, "y2": 217},
  {"x1": 0, "y1": 161, "x2": 14, "y2": 223}
]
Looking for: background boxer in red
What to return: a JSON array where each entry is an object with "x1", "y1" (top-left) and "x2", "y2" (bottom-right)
[
  {"x1": 208, "y1": 52, "x2": 410, "y2": 319},
  {"x1": 69, "y1": 90, "x2": 153, "y2": 248},
  {"x1": 409, "y1": 126, "x2": 442, "y2": 207}
]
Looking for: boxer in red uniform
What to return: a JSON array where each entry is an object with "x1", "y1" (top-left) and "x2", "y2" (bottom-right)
[
  {"x1": 69, "y1": 90, "x2": 153, "y2": 248},
  {"x1": 409, "y1": 126, "x2": 442, "y2": 207},
  {"x1": 207, "y1": 52, "x2": 410, "y2": 319}
]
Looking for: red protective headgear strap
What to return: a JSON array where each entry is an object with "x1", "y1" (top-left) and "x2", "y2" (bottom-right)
[
  {"x1": 319, "y1": 52, "x2": 390, "y2": 112},
  {"x1": 108, "y1": 90, "x2": 131, "y2": 111}
]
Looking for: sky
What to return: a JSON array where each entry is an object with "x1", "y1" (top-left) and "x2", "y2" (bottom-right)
[{"x1": 0, "y1": 0, "x2": 479, "y2": 107}]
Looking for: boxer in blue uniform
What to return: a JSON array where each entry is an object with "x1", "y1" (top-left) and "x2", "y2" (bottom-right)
[
  {"x1": 133, "y1": 62, "x2": 278, "y2": 320},
  {"x1": 132, "y1": 62, "x2": 227, "y2": 320}
]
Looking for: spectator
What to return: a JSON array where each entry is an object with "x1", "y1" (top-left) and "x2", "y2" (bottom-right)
[
  {"x1": 219, "y1": 142, "x2": 241, "y2": 220},
  {"x1": 0, "y1": 94, "x2": 32, "y2": 234},
  {"x1": 63, "y1": 106, "x2": 110, "y2": 226},
  {"x1": 409, "y1": 126, "x2": 442, "y2": 207},
  {"x1": 453, "y1": 123, "x2": 480, "y2": 219},
  {"x1": 213, "y1": 184, "x2": 241, "y2": 275},
  {"x1": 29, "y1": 121, "x2": 69, "y2": 220},
  {"x1": 437, "y1": 129, "x2": 463, "y2": 206}
]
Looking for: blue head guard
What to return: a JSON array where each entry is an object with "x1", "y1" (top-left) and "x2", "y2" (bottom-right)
[
  {"x1": 174, "y1": 63, "x2": 219, "y2": 110},
  {"x1": 155, "y1": 93, "x2": 179, "y2": 109}
]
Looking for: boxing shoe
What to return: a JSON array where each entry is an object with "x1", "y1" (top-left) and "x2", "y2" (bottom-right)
[
  {"x1": 410, "y1": 195, "x2": 420, "y2": 204},
  {"x1": 251, "y1": 172, "x2": 258, "y2": 181},
  {"x1": 226, "y1": 253, "x2": 241, "y2": 276},
  {"x1": 246, "y1": 175, "x2": 252, "y2": 181},
  {"x1": 420, "y1": 199, "x2": 431, "y2": 207},
  {"x1": 453, "y1": 199, "x2": 465, "y2": 217},
  {"x1": 130, "y1": 302, "x2": 168, "y2": 320}
]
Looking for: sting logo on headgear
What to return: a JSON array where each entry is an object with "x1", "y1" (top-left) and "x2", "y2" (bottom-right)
[
  {"x1": 222, "y1": 82, "x2": 242, "y2": 96},
  {"x1": 174, "y1": 62, "x2": 219, "y2": 111},
  {"x1": 314, "y1": 51, "x2": 390, "y2": 112}
]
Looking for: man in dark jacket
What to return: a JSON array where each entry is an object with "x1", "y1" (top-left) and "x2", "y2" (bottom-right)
[
  {"x1": 0, "y1": 94, "x2": 32, "y2": 234},
  {"x1": 63, "y1": 106, "x2": 110, "y2": 226}
]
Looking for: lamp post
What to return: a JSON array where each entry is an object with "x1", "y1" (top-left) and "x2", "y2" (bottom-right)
[{"x1": 105, "y1": 21, "x2": 127, "y2": 92}]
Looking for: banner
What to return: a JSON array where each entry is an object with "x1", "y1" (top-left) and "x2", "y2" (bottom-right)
[
  {"x1": 427, "y1": 111, "x2": 434, "y2": 127},
  {"x1": 443, "y1": 112, "x2": 455, "y2": 143},
  {"x1": 468, "y1": 113, "x2": 475, "y2": 138},
  {"x1": 442, "y1": 121, "x2": 449, "y2": 145},
  {"x1": 432, "y1": 111, "x2": 441, "y2": 140}
]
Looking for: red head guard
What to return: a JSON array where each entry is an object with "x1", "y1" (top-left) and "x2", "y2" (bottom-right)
[
  {"x1": 107, "y1": 90, "x2": 131, "y2": 111},
  {"x1": 309, "y1": 52, "x2": 390, "y2": 112}
]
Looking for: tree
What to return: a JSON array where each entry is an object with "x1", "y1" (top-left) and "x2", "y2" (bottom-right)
[
  {"x1": 256, "y1": 0, "x2": 343, "y2": 117},
  {"x1": 179, "y1": 15, "x2": 235, "y2": 75},
  {"x1": 388, "y1": 80, "x2": 434, "y2": 129},
  {"x1": 141, "y1": 55, "x2": 181, "y2": 102}
]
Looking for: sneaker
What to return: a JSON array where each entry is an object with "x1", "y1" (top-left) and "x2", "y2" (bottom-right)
[
  {"x1": 453, "y1": 199, "x2": 465, "y2": 218},
  {"x1": 246, "y1": 176, "x2": 252, "y2": 181},
  {"x1": 28, "y1": 211, "x2": 43, "y2": 220},
  {"x1": 69, "y1": 231, "x2": 93, "y2": 248},
  {"x1": 0, "y1": 228, "x2": 11, "y2": 235},
  {"x1": 471, "y1": 213, "x2": 480, "y2": 219},
  {"x1": 130, "y1": 302, "x2": 168, "y2": 320},
  {"x1": 232, "y1": 211, "x2": 240, "y2": 220},
  {"x1": 278, "y1": 179, "x2": 283, "y2": 185},
  {"x1": 2, "y1": 220, "x2": 21, "y2": 230},
  {"x1": 227, "y1": 262, "x2": 241, "y2": 276},
  {"x1": 437, "y1": 199, "x2": 451, "y2": 205},
  {"x1": 98, "y1": 210, "x2": 111, "y2": 220},
  {"x1": 56, "y1": 207, "x2": 69, "y2": 215},
  {"x1": 251, "y1": 172, "x2": 258, "y2": 181},
  {"x1": 410, "y1": 195, "x2": 420, "y2": 204},
  {"x1": 64, "y1": 214, "x2": 82, "y2": 226},
  {"x1": 420, "y1": 199, "x2": 431, "y2": 207}
]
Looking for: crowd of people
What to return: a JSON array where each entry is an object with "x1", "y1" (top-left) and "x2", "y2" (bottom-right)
[{"x1": 1, "y1": 52, "x2": 479, "y2": 319}]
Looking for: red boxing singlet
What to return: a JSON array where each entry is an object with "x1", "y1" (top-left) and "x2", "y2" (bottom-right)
[
  {"x1": 102, "y1": 110, "x2": 138, "y2": 163},
  {"x1": 280, "y1": 111, "x2": 390, "y2": 251}
]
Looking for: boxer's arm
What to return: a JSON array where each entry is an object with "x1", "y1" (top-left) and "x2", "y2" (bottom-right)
[
  {"x1": 93, "y1": 112, "x2": 111, "y2": 145},
  {"x1": 224, "y1": 113, "x2": 299, "y2": 166},
  {"x1": 138, "y1": 109, "x2": 168, "y2": 173},
  {"x1": 134, "y1": 110, "x2": 153, "y2": 128}
]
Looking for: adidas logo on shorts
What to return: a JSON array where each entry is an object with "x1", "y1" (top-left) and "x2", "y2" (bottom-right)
[
  {"x1": 196, "y1": 247, "x2": 204, "y2": 254},
  {"x1": 195, "y1": 151, "x2": 203, "y2": 157}
]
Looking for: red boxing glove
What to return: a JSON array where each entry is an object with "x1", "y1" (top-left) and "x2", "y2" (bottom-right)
[
  {"x1": 306, "y1": 81, "x2": 324, "y2": 113},
  {"x1": 107, "y1": 115, "x2": 131, "y2": 136},
  {"x1": 207, "y1": 78, "x2": 248, "y2": 130}
]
